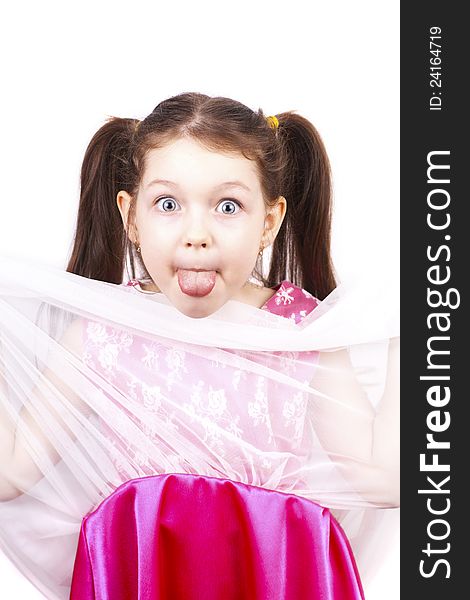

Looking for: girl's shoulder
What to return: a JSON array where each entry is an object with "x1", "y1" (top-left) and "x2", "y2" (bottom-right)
[{"x1": 260, "y1": 280, "x2": 319, "y2": 324}]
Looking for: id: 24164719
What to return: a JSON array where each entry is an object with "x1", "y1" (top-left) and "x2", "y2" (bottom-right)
[{"x1": 429, "y1": 26, "x2": 443, "y2": 111}]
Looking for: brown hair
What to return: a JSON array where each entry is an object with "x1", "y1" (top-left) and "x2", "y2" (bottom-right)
[{"x1": 66, "y1": 92, "x2": 336, "y2": 299}]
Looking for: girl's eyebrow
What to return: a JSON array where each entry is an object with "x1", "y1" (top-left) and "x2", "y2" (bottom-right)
[{"x1": 145, "y1": 178, "x2": 252, "y2": 192}]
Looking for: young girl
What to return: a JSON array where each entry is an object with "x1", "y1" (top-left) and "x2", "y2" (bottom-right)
[
  {"x1": 0, "y1": 92, "x2": 399, "y2": 599},
  {"x1": 68, "y1": 91, "x2": 335, "y2": 312}
]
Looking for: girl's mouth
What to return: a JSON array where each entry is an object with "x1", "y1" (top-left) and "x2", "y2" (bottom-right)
[{"x1": 177, "y1": 269, "x2": 217, "y2": 297}]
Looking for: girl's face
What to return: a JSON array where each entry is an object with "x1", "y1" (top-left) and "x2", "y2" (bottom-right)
[{"x1": 117, "y1": 137, "x2": 286, "y2": 318}]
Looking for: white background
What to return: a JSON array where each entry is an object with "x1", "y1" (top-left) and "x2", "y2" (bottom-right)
[{"x1": 0, "y1": 1, "x2": 399, "y2": 597}]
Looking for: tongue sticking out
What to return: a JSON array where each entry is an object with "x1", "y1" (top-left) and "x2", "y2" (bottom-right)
[{"x1": 177, "y1": 270, "x2": 217, "y2": 297}]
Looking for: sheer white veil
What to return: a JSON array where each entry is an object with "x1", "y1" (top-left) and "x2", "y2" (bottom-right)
[{"x1": 0, "y1": 255, "x2": 399, "y2": 600}]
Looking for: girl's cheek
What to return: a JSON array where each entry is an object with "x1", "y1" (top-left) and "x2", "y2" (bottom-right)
[{"x1": 144, "y1": 220, "x2": 178, "y2": 240}]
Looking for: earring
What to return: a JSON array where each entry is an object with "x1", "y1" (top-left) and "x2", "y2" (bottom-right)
[{"x1": 134, "y1": 239, "x2": 141, "y2": 253}]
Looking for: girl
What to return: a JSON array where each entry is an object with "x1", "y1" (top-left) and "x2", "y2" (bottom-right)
[
  {"x1": 67, "y1": 91, "x2": 335, "y2": 312},
  {"x1": 0, "y1": 92, "x2": 399, "y2": 599}
]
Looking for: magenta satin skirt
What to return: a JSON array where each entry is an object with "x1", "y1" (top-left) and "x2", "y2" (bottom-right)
[{"x1": 70, "y1": 473, "x2": 364, "y2": 599}]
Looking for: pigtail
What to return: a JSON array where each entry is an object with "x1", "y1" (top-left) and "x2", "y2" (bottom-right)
[
  {"x1": 66, "y1": 117, "x2": 139, "y2": 283},
  {"x1": 268, "y1": 113, "x2": 336, "y2": 300}
]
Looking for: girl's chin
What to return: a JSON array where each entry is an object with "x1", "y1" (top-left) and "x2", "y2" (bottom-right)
[
  {"x1": 175, "y1": 299, "x2": 221, "y2": 319},
  {"x1": 167, "y1": 281, "x2": 221, "y2": 317}
]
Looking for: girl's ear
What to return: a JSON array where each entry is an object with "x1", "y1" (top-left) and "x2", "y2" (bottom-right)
[
  {"x1": 116, "y1": 191, "x2": 137, "y2": 242},
  {"x1": 263, "y1": 196, "x2": 287, "y2": 247}
]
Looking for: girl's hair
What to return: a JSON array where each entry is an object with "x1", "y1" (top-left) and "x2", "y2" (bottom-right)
[{"x1": 66, "y1": 92, "x2": 336, "y2": 299}]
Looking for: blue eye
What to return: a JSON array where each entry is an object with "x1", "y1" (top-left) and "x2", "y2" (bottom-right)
[
  {"x1": 154, "y1": 197, "x2": 242, "y2": 214},
  {"x1": 155, "y1": 197, "x2": 179, "y2": 212},
  {"x1": 217, "y1": 199, "x2": 242, "y2": 214}
]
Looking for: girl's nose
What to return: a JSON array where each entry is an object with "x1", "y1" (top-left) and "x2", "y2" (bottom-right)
[
  {"x1": 183, "y1": 217, "x2": 212, "y2": 248},
  {"x1": 186, "y1": 238, "x2": 208, "y2": 248}
]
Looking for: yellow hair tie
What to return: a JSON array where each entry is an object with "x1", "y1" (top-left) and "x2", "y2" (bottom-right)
[{"x1": 266, "y1": 115, "x2": 279, "y2": 130}]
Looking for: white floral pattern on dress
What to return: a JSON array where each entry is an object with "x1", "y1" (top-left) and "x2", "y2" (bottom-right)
[
  {"x1": 231, "y1": 368, "x2": 247, "y2": 391},
  {"x1": 274, "y1": 283, "x2": 295, "y2": 306},
  {"x1": 277, "y1": 351, "x2": 300, "y2": 376},
  {"x1": 247, "y1": 376, "x2": 274, "y2": 444},
  {"x1": 86, "y1": 322, "x2": 133, "y2": 381},
  {"x1": 282, "y1": 389, "x2": 308, "y2": 446},
  {"x1": 141, "y1": 342, "x2": 160, "y2": 370},
  {"x1": 183, "y1": 380, "x2": 243, "y2": 457},
  {"x1": 290, "y1": 309, "x2": 307, "y2": 322},
  {"x1": 98, "y1": 343, "x2": 119, "y2": 372},
  {"x1": 87, "y1": 322, "x2": 110, "y2": 345},
  {"x1": 83, "y1": 280, "x2": 320, "y2": 476},
  {"x1": 141, "y1": 383, "x2": 164, "y2": 411},
  {"x1": 165, "y1": 348, "x2": 188, "y2": 392}
]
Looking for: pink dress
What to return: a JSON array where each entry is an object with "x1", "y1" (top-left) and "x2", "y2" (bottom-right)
[{"x1": 69, "y1": 281, "x2": 364, "y2": 599}]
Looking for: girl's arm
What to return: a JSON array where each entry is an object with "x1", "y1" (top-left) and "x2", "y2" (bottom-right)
[
  {"x1": 0, "y1": 319, "x2": 86, "y2": 501},
  {"x1": 310, "y1": 336, "x2": 399, "y2": 507}
]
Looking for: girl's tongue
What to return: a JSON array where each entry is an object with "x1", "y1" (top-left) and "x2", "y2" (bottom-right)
[{"x1": 177, "y1": 269, "x2": 217, "y2": 297}]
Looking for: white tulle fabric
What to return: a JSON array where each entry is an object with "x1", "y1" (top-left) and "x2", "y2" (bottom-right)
[{"x1": 0, "y1": 256, "x2": 399, "y2": 600}]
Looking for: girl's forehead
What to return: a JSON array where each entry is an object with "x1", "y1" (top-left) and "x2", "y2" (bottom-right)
[{"x1": 142, "y1": 137, "x2": 261, "y2": 190}]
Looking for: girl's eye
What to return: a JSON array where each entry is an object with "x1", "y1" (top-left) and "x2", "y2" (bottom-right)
[
  {"x1": 217, "y1": 199, "x2": 242, "y2": 215},
  {"x1": 155, "y1": 197, "x2": 179, "y2": 212},
  {"x1": 154, "y1": 197, "x2": 242, "y2": 214}
]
